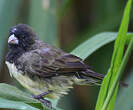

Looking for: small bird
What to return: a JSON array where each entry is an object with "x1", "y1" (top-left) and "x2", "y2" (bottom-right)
[{"x1": 6, "y1": 24, "x2": 104, "y2": 107}]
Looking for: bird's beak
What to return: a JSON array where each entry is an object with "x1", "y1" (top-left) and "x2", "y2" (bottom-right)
[{"x1": 8, "y1": 34, "x2": 19, "y2": 44}]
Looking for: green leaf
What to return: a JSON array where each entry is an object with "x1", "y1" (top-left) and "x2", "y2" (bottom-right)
[
  {"x1": 101, "y1": 35, "x2": 133, "y2": 110},
  {"x1": 0, "y1": 98, "x2": 40, "y2": 110},
  {"x1": 0, "y1": 83, "x2": 37, "y2": 103},
  {"x1": 71, "y1": 32, "x2": 133, "y2": 60},
  {"x1": 71, "y1": 32, "x2": 117, "y2": 60},
  {"x1": 0, "y1": 83, "x2": 52, "y2": 110},
  {"x1": 95, "y1": 0, "x2": 132, "y2": 110}
]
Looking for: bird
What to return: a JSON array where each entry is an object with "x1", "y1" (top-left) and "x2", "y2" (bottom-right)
[{"x1": 5, "y1": 24, "x2": 104, "y2": 107}]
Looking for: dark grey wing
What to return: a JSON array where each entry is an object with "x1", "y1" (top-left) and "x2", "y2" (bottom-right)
[{"x1": 18, "y1": 47, "x2": 90, "y2": 78}]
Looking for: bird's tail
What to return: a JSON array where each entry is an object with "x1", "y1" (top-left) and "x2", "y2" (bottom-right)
[
  {"x1": 75, "y1": 69, "x2": 128, "y2": 87},
  {"x1": 74, "y1": 69, "x2": 104, "y2": 86}
]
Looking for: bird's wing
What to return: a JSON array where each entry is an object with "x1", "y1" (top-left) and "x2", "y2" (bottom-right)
[{"x1": 20, "y1": 47, "x2": 88, "y2": 78}]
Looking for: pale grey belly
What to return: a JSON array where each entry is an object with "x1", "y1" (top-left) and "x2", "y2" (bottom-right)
[{"x1": 6, "y1": 61, "x2": 83, "y2": 99}]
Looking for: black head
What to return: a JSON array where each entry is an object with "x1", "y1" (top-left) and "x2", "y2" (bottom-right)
[{"x1": 8, "y1": 24, "x2": 38, "y2": 51}]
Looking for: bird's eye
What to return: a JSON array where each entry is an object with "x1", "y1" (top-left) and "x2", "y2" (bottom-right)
[{"x1": 8, "y1": 34, "x2": 19, "y2": 44}]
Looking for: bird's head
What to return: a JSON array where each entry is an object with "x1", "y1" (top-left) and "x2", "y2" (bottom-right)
[{"x1": 8, "y1": 24, "x2": 38, "y2": 50}]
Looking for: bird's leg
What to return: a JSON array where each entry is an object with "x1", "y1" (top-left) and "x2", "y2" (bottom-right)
[
  {"x1": 33, "y1": 90, "x2": 51, "y2": 99},
  {"x1": 32, "y1": 90, "x2": 52, "y2": 108}
]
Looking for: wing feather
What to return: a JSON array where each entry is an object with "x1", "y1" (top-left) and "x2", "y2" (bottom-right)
[{"x1": 19, "y1": 47, "x2": 88, "y2": 78}]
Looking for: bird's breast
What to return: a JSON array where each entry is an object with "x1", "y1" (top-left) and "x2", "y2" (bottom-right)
[
  {"x1": 5, "y1": 61, "x2": 47, "y2": 95},
  {"x1": 5, "y1": 61, "x2": 78, "y2": 99}
]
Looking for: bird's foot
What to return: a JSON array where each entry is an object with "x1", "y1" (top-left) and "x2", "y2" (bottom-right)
[
  {"x1": 32, "y1": 91, "x2": 54, "y2": 109},
  {"x1": 39, "y1": 98, "x2": 52, "y2": 109}
]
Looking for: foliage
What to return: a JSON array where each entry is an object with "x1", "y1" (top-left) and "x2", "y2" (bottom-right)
[
  {"x1": 95, "y1": 0, "x2": 132, "y2": 110},
  {"x1": 0, "y1": 0, "x2": 132, "y2": 110}
]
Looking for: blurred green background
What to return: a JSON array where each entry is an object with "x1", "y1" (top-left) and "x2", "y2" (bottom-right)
[{"x1": 0, "y1": 0, "x2": 133, "y2": 110}]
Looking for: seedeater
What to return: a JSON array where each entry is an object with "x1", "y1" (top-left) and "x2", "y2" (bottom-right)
[{"x1": 6, "y1": 24, "x2": 104, "y2": 107}]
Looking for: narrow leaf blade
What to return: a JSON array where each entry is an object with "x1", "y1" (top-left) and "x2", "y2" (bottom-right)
[{"x1": 95, "y1": 0, "x2": 132, "y2": 110}]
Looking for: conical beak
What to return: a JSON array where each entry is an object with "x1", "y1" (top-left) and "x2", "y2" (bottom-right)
[{"x1": 8, "y1": 34, "x2": 18, "y2": 44}]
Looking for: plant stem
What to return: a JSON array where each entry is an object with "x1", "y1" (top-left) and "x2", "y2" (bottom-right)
[{"x1": 102, "y1": 36, "x2": 133, "y2": 110}]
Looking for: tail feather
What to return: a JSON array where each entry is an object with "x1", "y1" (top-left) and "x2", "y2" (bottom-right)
[
  {"x1": 74, "y1": 69, "x2": 104, "y2": 85},
  {"x1": 79, "y1": 69, "x2": 128, "y2": 87},
  {"x1": 81, "y1": 69, "x2": 104, "y2": 80},
  {"x1": 74, "y1": 69, "x2": 104, "y2": 86}
]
